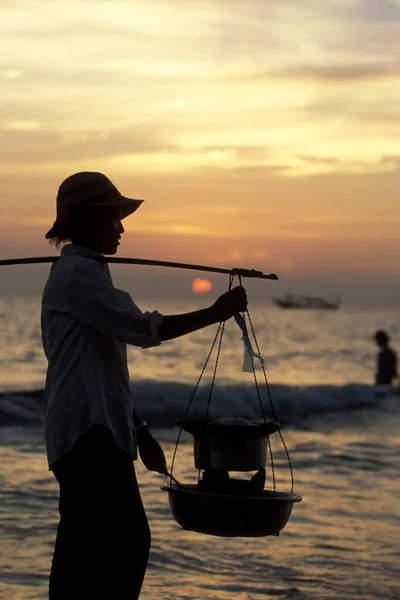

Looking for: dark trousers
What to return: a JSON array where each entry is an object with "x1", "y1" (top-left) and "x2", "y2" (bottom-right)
[{"x1": 49, "y1": 426, "x2": 151, "y2": 599}]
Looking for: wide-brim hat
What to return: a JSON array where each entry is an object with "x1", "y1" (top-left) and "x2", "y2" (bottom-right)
[{"x1": 45, "y1": 171, "x2": 143, "y2": 239}]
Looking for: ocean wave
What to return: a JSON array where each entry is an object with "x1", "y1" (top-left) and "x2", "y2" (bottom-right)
[{"x1": 0, "y1": 381, "x2": 399, "y2": 428}]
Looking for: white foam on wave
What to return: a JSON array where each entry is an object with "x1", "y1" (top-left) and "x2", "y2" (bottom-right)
[
  {"x1": 131, "y1": 381, "x2": 400, "y2": 425},
  {"x1": 0, "y1": 382, "x2": 398, "y2": 428}
]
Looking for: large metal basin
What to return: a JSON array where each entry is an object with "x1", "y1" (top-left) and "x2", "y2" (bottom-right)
[{"x1": 161, "y1": 483, "x2": 302, "y2": 538}]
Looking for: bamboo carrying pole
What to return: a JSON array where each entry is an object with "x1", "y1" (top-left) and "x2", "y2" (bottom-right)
[{"x1": 0, "y1": 256, "x2": 278, "y2": 280}]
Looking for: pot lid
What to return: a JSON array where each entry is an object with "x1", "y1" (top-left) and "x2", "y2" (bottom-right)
[{"x1": 177, "y1": 417, "x2": 281, "y2": 439}]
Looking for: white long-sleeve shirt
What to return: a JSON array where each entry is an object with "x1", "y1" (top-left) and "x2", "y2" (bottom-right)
[{"x1": 41, "y1": 244, "x2": 164, "y2": 468}]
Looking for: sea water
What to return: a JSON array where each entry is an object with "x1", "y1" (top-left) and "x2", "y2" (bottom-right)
[{"x1": 0, "y1": 295, "x2": 399, "y2": 599}]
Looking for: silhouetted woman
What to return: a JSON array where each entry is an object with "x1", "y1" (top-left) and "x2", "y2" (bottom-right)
[{"x1": 42, "y1": 171, "x2": 247, "y2": 599}]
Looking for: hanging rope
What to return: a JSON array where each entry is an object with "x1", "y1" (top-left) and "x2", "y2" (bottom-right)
[
  {"x1": 204, "y1": 273, "x2": 234, "y2": 420},
  {"x1": 244, "y1": 310, "x2": 295, "y2": 495},
  {"x1": 230, "y1": 274, "x2": 276, "y2": 494},
  {"x1": 169, "y1": 322, "x2": 223, "y2": 483},
  {"x1": 170, "y1": 276, "x2": 233, "y2": 483},
  {"x1": 169, "y1": 272, "x2": 295, "y2": 496}
]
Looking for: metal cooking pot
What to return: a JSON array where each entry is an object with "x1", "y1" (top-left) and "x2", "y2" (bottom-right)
[
  {"x1": 194, "y1": 436, "x2": 266, "y2": 470},
  {"x1": 178, "y1": 419, "x2": 281, "y2": 472}
]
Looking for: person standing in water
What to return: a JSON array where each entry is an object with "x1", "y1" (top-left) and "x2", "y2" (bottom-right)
[
  {"x1": 41, "y1": 171, "x2": 248, "y2": 600},
  {"x1": 374, "y1": 330, "x2": 398, "y2": 385}
]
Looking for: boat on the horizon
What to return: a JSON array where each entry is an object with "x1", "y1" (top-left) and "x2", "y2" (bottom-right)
[{"x1": 273, "y1": 294, "x2": 341, "y2": 310}]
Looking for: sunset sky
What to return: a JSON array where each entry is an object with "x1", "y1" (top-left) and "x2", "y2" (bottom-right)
[{"x1": 1, "y1": 0, "x2": 399, "y2": 302}]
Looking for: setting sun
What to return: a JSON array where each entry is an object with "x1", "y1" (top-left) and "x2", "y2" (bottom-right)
[{"x1": 191, "y1": 278, "x2": 213, "y2": 293}]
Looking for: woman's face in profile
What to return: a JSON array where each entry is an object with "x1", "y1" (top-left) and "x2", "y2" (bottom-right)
[{"x1": 71, "y1": 208, "x2": 125, "y2": 255}]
